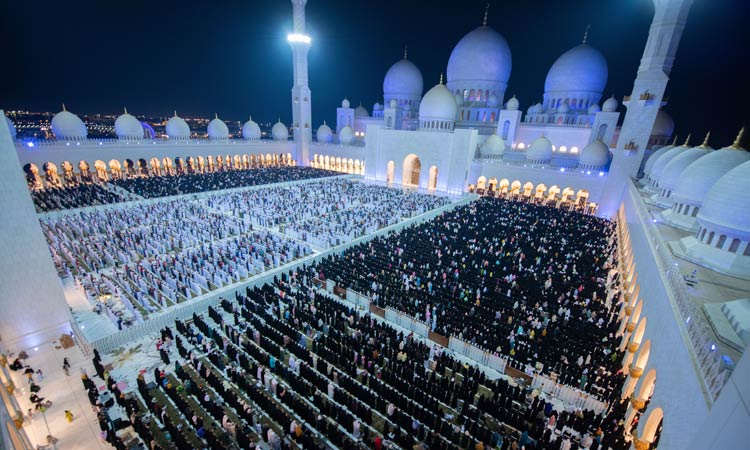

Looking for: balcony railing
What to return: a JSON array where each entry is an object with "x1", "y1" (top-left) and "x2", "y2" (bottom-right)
[{"x1": 621, "y1": 180, "x2": 732, "y2": 403}]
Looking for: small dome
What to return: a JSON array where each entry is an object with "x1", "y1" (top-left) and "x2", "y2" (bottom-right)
[
  {"x1": 389, "y1": 99, "x2": 399, "y2": 109},
  {"x1": 207, "y1": 114, "x2": 229, "y2": 140},
  {"x1": 354, "y1": 104, "x2": 369, "y2": 118},
  {"x1": 644, "y1": 140, "x2": 678, "y2": 176},
  {"x1": 403, "y1": 103, "x2": 412, "y2": 111},
  {"x1": 373, "y1": 102, "x2": 382, "y2": 111},
  {"x1": 526, "y1": 136, "x2": 553, "y2": 163},
  {"x1": 544, "y1": 44, "x2": 608, "y2": 97},
  {"x1": 114, "y1": 108, "x2": 143, "y2": 140},
  {"x1": 271, "y1": 120, "x2": 289, "y2": 141},
  {"x1": 487, "y1": 94, "x2": 499, "y2": 107},
  {"x1": 533, "y1": 103, "x2": 544, "y2": 114},
  {"x1": 506, "y1": 95, "x2": 519, "y2": 110},
  {"x1": 558, "y1": 101, "x2": 570, "y2": 114},
  {"x1": 242, "y1": 116, "x2": 261, "y2": 140},
  {"x1": 698, "y1": 160, "x2": 750, "y2": 234},
  {"x1": 341, "y1": 98, "x2": 350, "y2": 108},
  {"x1": 5, "y1": 115, "x2": 17, "y2": 140},
  {"x1": 454, "y1": 94, "x2": 464, "y2": 107},
  {"x1": 316, "y1": 121, "x2": 333, "y2": 143},
  {"x1": 481, "y1": 134, "x2": 505, "y2": 157},
  {"x1": 383, "y1": 58, "x2": 424, "y2": 99},
  {"x1": 579, "y1": 140, "x2": 611, "y2": 169},
  {"x1": 51, "y1": 106, "x2": 87, "y2": 140},
  {"x1": 673, "y1": 132, "x2": 750, "y2": 206},
  {"x1": 588, "y1": 103, "x2": 601, "y2": 114},
  {"x1": 419, "y1": 81, "x2": 458, "y2": 125},
  {"x1": 339, "y1": 126, "x2": 354, "y2": 144},
  {"x1": 651, "y1": 110, "x2": 675, "y2": 137},
  {"x1": 650, "y1": 139, "x2": 692, "y2": 182},
  {"x1": 447, "y1": 26, "x2": 512, "y2": 89},
  {"x1": 659, "y1": 142, "x2": 713, "y2": 190},
  {"x1": 166, "y1": 112, "x2": 190, "y2": 140},
  {"x1": 602, "y1": 95, "x2": 618, "y2": 112}
]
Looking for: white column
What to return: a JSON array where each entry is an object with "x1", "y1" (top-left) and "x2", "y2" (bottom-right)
[{"x1": 0, "y1": 110, "x2": 72, "y2": 350}]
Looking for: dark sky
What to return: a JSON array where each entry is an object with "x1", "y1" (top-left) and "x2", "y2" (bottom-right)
[{"x1": 1, "y1": 0, "x2": 748, "y2": 144}]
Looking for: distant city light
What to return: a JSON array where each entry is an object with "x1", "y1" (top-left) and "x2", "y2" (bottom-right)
[{"x1": 287, "y1": 33, "x2": 311, "y2": 44}]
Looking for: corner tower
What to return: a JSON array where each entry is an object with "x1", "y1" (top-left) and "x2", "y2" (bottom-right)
[{"x1": 288, "y1": 0, "x2": 312, "y2": 165}]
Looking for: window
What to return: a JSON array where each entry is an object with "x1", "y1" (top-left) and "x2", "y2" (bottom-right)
[
  {"x1": 707, "y1": 231, "x2": 715, "y2": 245},
  {"x1": 729, "y1": 239, "x2": 741, "y2": 253},
  {"x1": 691, "y1": 207, "x2": 699, "y2": 217},
  {"x1": 502, "y1": 121, "x2": 510, "y2": 139},
  {"x1": 716, "y1": 235, "x2": 727, "y2": 249}
]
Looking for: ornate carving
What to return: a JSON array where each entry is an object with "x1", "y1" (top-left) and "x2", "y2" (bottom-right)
[
  {"x1": 626, "y1": 323, "x2": 636, "y2": 333},
  {"x1": 630, "y1": 395, "x2": 646, "y2": 411},
  {"x1": 628, "y1": 342, "x2": 639, "y2": 353}
]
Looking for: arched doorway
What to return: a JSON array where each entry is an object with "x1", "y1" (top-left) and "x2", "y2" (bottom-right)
[
  {"x1": 428, "y1": 166, "x2": 438, "y2": 191},
  {"x1": 402, "y1": 154, "x2": 421, "y2": 187}
]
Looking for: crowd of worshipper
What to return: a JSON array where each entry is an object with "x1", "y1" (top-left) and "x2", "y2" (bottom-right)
[
  {"x1": 202, "y1": 179, "x2": 452, "y2": 248},
  {"x1": 312, "y1": 197, "x2": 624, "y2": 400},
  {"x1": 110, "y1": 166, "x2": 340, "y2": 199},
  {"x1": 30, "y1": 183, "x2": 126, "y2": 212},
  {"x1": 91, "y1": 264, "x2": 632, "y2": 450},
  {"x1": 26, "y1": 166, "x2": 340, "y2": 212}
]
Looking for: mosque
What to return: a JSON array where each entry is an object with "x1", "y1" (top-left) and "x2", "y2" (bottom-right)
[{"x1": 0, "y1": 0, "x2": 749, "y2": 449}]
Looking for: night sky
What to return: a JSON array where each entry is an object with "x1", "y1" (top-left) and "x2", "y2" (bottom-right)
[{"x1": 1, "y1": 0, "x2": 748, "y2": 144}]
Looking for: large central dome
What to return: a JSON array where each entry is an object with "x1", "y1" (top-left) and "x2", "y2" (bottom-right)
[
  {"x1": 545, "y1": 44, "x2": 608, "y2": 96},
  {"x1": 447, "y1": 25, "x2": 512, "y2": 90},
  {"x1": 383, "y1": 58, "x2": 423, "y2": 99}
]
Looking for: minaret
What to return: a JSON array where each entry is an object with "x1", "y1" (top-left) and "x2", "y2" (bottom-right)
[
  {"x1": 288, "y1": 0, "x2": 312, "y2": 166},
  {"x1": 600, "y1": 0, "x2": 694, "y2": 217}
]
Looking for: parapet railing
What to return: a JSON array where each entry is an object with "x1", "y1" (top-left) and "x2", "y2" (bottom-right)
[{"x1": 621, "y1": 179, "x2": 731, "y2": 403}]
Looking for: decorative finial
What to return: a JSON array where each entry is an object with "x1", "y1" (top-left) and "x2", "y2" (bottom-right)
[
  {"x1": 62, "y1": 103, "x2": 67, "y2": 112},
  {"x1": 730, "y1": 126, "x2": 746, "y2": 149},
  {"x1": 174, "y1": 110, "x2": 178, "y2": 117},
  {"x1": 700, "y1": 131, "x2": 710, "y2": 148},
  {"x1": 439, "y1": 73, "x2": 444, "y2": 85},
  {"x1": 249, "y1": 115, "x2": 252, "y2": 121},
  {"x1": 403, "y1": 45, "x2": 408, "y2": 60},
  {"x1": 124, "y1": 106, "x2": 128, "y2": 114},
  {"x1": 323, "y1": 120, "x2": 326, "y2": 125},
  {"x1": 582, "y1": 24, "x2": 591, "y2": 44},
  {"x1": 683, "y1": 134, "x2": 691, "y2": 146},
  {"x1": 670, "y1": 134, "x2": 678, "y2": 146},
  {"x1": 215, "y1": 113, "x2": 219, "y2": 120},
  {"x1": 483, "y1": 3, "x2": 490, "y2": 26}
]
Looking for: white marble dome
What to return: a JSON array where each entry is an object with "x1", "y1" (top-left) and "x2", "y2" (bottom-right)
[
  {"x1": 602, "y1": 95, "x2": 618, "y2": 112},
  {"x1": 5, "y1": 115, "x2": 17, "y2": 140},
  {"x1": 207, "y1": 114, "x2": 229, "y2": 140},
  {"x1": 652, "y1": 110, "x2": 675, "y2": 137},
  {"x1": 526, "y1": 136, "x2": 553, "y2": 163},
  {"x1": 558, "y1": 101, "x2": 570, "y2": 114},
  {"x1": 341, "y1": 98, "x2": 350, "y2": 108},
  {"x1": 579, "y1": 140, "x2": 610, "y2": 169},
  {"x1": 544, "y1": 44, "x2": 608, "y2": 97},
  {"x1": 114, "y1": 108, "x2": 143, "y2": 140},
  {"x1": 383, "y1": 58, "x2": 423, "y2": 99},
  {"x1": 166, "y1": 112, "x2": 190, "y2": 140},
  {"x1": 354, "y1": 104, "x2": 369, "y2": 118},
  {"x1": 644, "y1": 141, "x2": 678, "y2": 177},
  {"x1": 316, "y1": 121, "x2": 333, "y2": 143},
  {"x1": 505, "y1": 95, "x2": 519, "y2": 110},
  {"x1": 447, "y1": 25, "x2": 512, "y2": 88},
  {"x1": 389, "y1": 99, "x2": 398, "y2": 109},
  {"x1": 673, "y1": 143, "x2": 750, "y2": 206},
  {"x1": 338, "y1": 126, "x2": 354, "y2": 144},
  {"x1": 242, "y1": 116, "x2": 261, "y2": 140},
  {"x1": 481, "y1": 134, "x2": 505, "y2": 157},
  {"x1": 487, "y1": 94, "x2": 499, "y2": 107},
  {"x1": 659, "y1": 142, "x2": 713, "y2": 191},
  {"x1": 51, "y1": 106, "x2": 87, "y2": 140},
  {"x1": 698, "y1": 160, "x2": 750, "y2": 234},
  {"x1": 373, "y1": 102, "x2": 382, "y2": 111},
  {"x1": 419, "y1": 81, "x2": 458, "y2": 127},
  {"x1": 271, "y1": 120, "x2": 289, "y2": 141},
  {"x1": 588, "y1": 103, "x2": 601, "y2": 114},
  {"x1": 650, "y1": 140, "x2": 692, "y2": 183}
]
